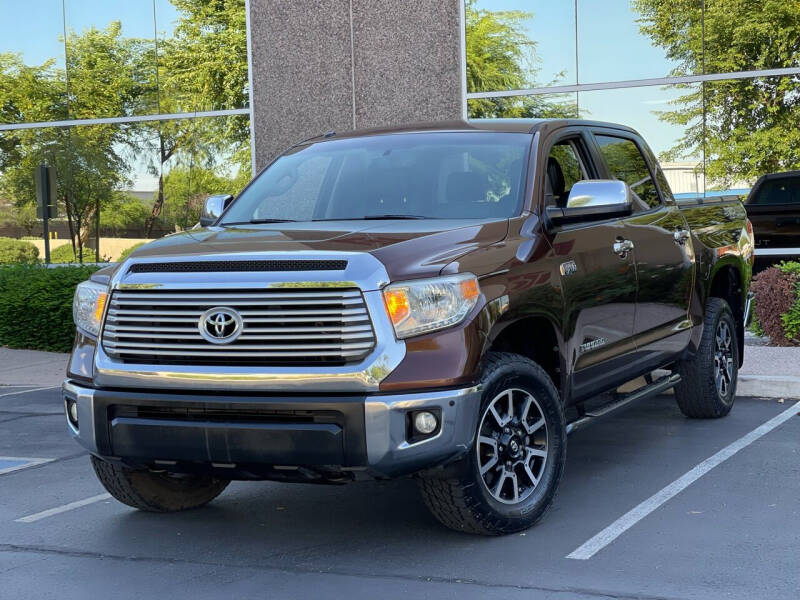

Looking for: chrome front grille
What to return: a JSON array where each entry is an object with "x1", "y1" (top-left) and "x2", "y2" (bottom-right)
[{"x1": 101, "y1": 288, "x2": 376, "y2": 366}]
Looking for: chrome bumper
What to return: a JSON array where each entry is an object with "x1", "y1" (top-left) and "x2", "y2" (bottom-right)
[{"x1": 63, "y1": 380, "x2": 481, "y2": 478}]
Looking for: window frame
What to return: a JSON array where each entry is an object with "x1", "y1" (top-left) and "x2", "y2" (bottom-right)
[{"x1": 535, "y1": 127, "x2": 600, "y2": 215}]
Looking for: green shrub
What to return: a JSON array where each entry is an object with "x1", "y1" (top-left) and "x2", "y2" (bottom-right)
[
  {"x1": 48, "y1": 243, "x2": 78, "y2": 263},
  {"x1": 751, "y1": 261, "x2": 800, "y2": 346},
  {"x1": 47, "y1": 243, "x2": 109, "y2": 263},
  {"x1": 0, "y1": 237, "x2": 39, "y2": 264},
  {"x1": 119, "y1": 241, "x2": 146, "y2": 261},
  {"x1": 778, "y1": 262, "x2": 800, "y2": 342},
  {"x1": 0, "y1": 264, "x2": 100, "y2": 352}
]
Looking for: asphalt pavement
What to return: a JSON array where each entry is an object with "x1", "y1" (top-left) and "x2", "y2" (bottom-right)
[{"x1": 1, "y1": 385, "x2": 798, "y2": 600}]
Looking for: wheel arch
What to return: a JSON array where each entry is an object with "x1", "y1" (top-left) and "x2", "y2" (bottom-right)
[
  {"x1": 486, "y1": 315, "x2": 564, "y2": 397},
  {"x1": 707, "y1": 262, "x2": 745, "y2": 366}
]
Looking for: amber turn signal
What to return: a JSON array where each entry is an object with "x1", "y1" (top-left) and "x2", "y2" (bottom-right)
[{"x1": 384, "y1": 288, "x2": 410, "y2": 326}]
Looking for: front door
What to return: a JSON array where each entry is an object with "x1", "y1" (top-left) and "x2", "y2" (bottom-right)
[{"x1": 543, "y1": 135, "x2": 638, "y2": 403}]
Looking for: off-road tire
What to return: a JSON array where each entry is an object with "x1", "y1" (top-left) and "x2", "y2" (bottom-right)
[
  {"x1": 674, "y1": 297, "x2": 739, "y2": 418},
  {"x1": 418, "y1": 352, "x2": 566, "y2": 535},
  {"x1": 91, "y1": 455, "x2": 229, "y2": 512}
]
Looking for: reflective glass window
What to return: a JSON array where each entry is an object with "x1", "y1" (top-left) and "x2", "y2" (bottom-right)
[
  {"x1": 468, "y1": 92, "x2": 577, "y2": 119},
  {"x1": 578, "y1": 84, "x2": 703, "y2": 197},
  {"x1": 155, "y1": 0, "x2": 249, "y2": 112},
  {"x1": 577, "y1": 0, "x2": 702, "y2": 83},
  {"x1": 64, "y1": 0, "x2": 159, "y2": 118},
  {"x1": 0, "y1": 0, "x2": 68, "y2": 123},
  {"x1": 595, "y1": 135, "x2": 660, "y2": 209},
  {"x1": 465, "y1": 1, "x2": 576, "y2": 95}
]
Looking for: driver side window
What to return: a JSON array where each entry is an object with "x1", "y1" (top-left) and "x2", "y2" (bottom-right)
[{"x1": 545, "y1": 140, "x2": 587, "y2": 208}]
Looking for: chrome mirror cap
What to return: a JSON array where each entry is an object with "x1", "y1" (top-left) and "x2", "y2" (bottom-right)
[
  {"x1": 199, "y1": 194, "x2": 234, "y2": 227},
  {"x1": 566, "y1": 180, "x2": 631, "y2": 209}
]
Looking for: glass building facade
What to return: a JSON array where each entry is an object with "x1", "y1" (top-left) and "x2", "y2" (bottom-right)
[
  {"x1": 0, "y1": 0, "x2": 251, "y2": 261},
  {"x1": 465, "y1": 0, "x2": 800, "y2": 198}
]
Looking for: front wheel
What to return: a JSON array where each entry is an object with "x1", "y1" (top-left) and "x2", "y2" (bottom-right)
[
  {"x1": 418, "y1": 352, "x2": 566, "y2": 535},
  {"x1": 674, "y1": 297, "x2": 739, "y2": 418},
  {"x1": 91, "y1": 456, "x2": 229, "y2": 512}
]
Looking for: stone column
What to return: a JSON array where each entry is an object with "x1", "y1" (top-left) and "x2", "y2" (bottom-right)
[{"x1": 249, "y1": 0, "x2": 464, "y2": 169}]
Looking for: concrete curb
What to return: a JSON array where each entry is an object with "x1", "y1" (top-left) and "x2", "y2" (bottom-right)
[{"x1": 738, "y1": 375, "x2": 800, "y2": 399}]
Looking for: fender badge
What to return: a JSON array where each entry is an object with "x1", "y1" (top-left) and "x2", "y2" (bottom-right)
[
  {"x1": 560, "y1": 260, "x2": 578, "y2": 277},
  {"x1": 580, "y1": 338, "x2": 607, "y2": 353}
]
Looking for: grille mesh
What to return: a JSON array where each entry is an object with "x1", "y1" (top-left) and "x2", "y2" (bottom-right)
[
  {"x1": 101, "y1": 288, "x2": 375, "y2": 366},
  {"x1": 127, "y1": 260, "x2": 347, "y2": 274}
]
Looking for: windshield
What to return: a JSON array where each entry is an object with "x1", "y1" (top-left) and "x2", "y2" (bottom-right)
[{"x1": 221, "y1": 132, "x2": 530, "y2": 224}]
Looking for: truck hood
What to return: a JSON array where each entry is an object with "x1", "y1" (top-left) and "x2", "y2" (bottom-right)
[{"x1": 122, "y1": 218, "x2": 509, "y2": 281}]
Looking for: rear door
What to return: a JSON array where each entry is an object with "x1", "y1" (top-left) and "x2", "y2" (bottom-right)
[
  {"x1": 592, "y1": 131, "x2": 695, "y2": 368},
  {"x1": 541, "y1": 129, "x2": 638, "y2": 403}
]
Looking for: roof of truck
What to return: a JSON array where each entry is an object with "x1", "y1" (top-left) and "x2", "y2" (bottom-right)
[{"x1": 300, "y1": 119, "x2": 639, "y2": 144}]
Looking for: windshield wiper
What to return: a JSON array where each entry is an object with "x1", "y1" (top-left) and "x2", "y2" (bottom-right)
[
  {"x1": 362, "y1": 214, "x2": 427, "y2": 220},
  {"x1": 225, "y1": 218, "x2": 297, "y2": 225}
]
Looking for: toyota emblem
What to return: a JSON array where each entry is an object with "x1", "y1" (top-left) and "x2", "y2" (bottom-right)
[{"x1": 198, "y1": 307, "x2": 243, "y2": 344}]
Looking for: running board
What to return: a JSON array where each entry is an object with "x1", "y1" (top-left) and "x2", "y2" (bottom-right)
[{"x1": 566, "y1": 373, "x2": 681, "y2": 435}]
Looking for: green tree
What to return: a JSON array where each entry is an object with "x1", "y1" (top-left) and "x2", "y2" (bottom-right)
[
  {"x1": 158, "y1": 166, "x2": 238, "y2": 230},
  {"x1": 142, "y1": 0, "x2": 250, "y2": 235},
  {"x1": 465, "y1": 0, "x2": 573, "y2": 119},
  {"x1": 634, "y1": 0, "x2": 800, "y2": 185}
]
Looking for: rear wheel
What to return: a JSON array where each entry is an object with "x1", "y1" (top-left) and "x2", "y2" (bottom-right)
[
  {"x1": 418, "y1": 352, "x2": 566, "y2": 535},
  {"x1": 674, "y1": 297, "x2": 739, "y2": 418},
  {"x1": 91, "y1": 455, "x2": 229, "y2": 512}
]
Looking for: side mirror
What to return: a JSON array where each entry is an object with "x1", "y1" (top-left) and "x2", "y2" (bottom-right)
[
  {"x1": 199, "y1": 194, "x2": 234, "y2": 227},
  {"x1": 545, "y1": 180, "x2": 632, "y2": 226}
]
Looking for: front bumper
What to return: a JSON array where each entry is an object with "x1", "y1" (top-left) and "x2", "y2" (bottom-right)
[{"x1": 63, "y1": 380, "x2": 481, "y2": 479}]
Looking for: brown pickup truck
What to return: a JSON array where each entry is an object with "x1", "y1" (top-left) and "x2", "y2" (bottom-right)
[{"x1": 65, "y1": 119, "x2": 753, "y2": 534}]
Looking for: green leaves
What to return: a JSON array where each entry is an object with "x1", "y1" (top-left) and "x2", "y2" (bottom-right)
[
  {"x1": 633, "y1": 0, "x2": 800, "y2": 183},
  {"x1": 0, "y1": 264, "x2": 100, "y2": 352},
  {"x1": 465, "y1": 0, "x2": 574, "y2": 119}
]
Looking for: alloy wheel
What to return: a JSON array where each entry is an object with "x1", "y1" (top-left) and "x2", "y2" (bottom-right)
[
  {"x1": 714, "y1": 320, "x2": 734, "y2": 399},
  {"x1": 476, "y1": 388, "x2": 548, "y2": 504}
]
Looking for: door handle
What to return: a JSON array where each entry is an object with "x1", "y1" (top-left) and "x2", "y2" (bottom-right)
[
  {"x1": 612, "y1": 239, "x2": 634, "y2": 257},
  {"x1": 674, "y1": 229, "x2": 690, "y2": 245}
]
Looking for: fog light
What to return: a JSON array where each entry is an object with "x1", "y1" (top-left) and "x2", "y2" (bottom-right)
[
  {"x1": 67, "y1": 399, "x2": 78, "y2": 427},
  {"x1": 413, "y1": 411, "x2": 438, "y2": 435}
]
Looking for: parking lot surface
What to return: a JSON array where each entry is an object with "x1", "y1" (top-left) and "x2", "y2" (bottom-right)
[{"x1": 0, "y1": 385, "x2": 797, "y2": 600}]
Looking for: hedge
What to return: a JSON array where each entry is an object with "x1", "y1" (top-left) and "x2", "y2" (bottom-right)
[
  {"x1": 751, "y1": 261, "x2": 800, "y2": 346},
  {"x1": 48, "y1": 243, "x2": 79, "y2": 263},
  {"x1": 0, "y1": 237, "x2": 39, "y2": 264},
  {"x1": 0, "y1": 264, "x2": 100, "y2": 353}
]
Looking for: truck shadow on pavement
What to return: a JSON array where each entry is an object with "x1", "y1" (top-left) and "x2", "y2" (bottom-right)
[{"x1": 91, "y1": 396, "x2": 722, "y2": 565}]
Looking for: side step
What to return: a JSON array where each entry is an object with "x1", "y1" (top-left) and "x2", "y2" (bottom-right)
[{"x1": 566, "y1": 373, "x2": 681, "y2": 435}]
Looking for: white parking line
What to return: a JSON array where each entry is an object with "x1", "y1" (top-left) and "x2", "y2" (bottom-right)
[
  {"x1": 15, "y1": 493, "x2": 112, "y2": 523},
  {"x1": 0, "y1": 386, "x2": 58, "y2": 398},
  {"x1": 567, "y1": 400, "x2": 800, "y2": 560},
  {"x1": 0, "y1": 457, "x2": 55, "y2": 475}
]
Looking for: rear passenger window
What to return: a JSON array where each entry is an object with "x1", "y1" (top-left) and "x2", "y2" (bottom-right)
[{"x1": 595, "y1": 135, "x2": 660, "y2": 210}]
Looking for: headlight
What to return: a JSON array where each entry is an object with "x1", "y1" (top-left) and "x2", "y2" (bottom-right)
[
  {"x1": 73, "y1": 280, "x2": 108, "y2": 337},
  {"x1": 382, "y1": 273, "x2": 480, "y2": 339}
]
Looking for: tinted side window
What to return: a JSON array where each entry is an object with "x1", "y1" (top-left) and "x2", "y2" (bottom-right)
[
  {"x1": 749, "y1": 177, "x2": 800, "y2": 205},
  {"x1": 545, "y1": 140, "x2": 587, "y2": 208},
  {"x1": 595, "y1": 135, "x2": 660, "y2": 210}
]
